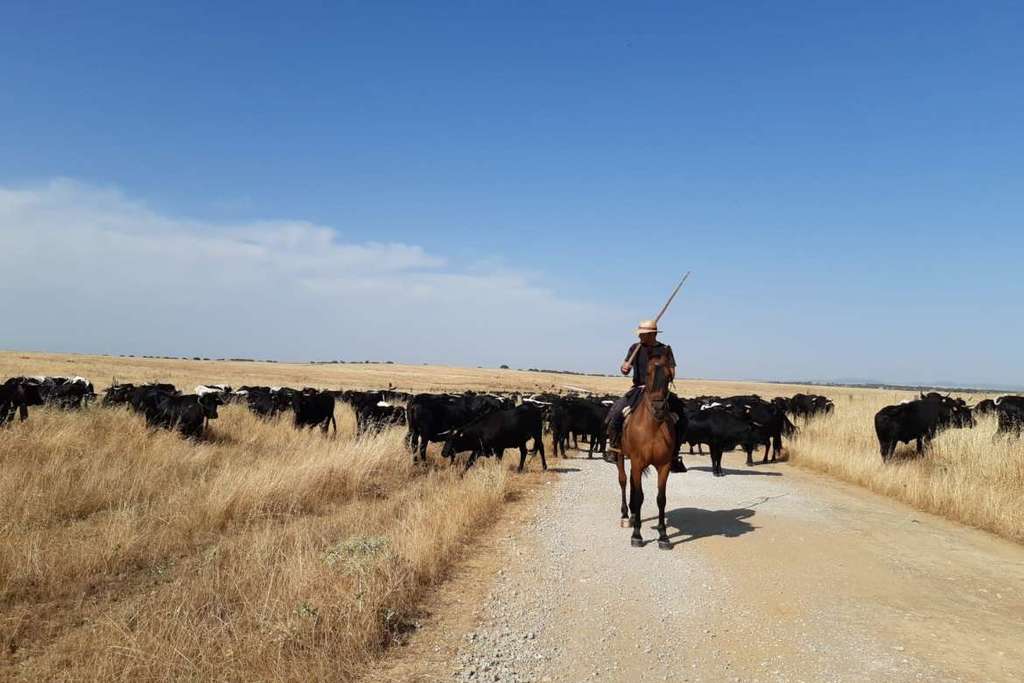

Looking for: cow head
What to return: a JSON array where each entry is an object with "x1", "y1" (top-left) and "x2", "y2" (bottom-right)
[
  {"x1": 19, "y1": 381, "x2": 44, "y2": 407},
  {"x1": 949, "y1": 401, "x2": 975, "y2": 429},
  {"x1": 440, "y1": 430, "x2": 462, "y2": 460},
  {"x1": 198, "y1": 393, "x2": 223, "y2": 419}
]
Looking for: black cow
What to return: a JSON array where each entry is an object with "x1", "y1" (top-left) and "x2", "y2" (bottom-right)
[
  {"x1": 29, "y1": 376, "x2": 96, "y2": 409},
  {"x1": 242, "y1": 387, "x2": 295, "y2": 418},
  {"x1": 974, "y1": 398, "x2": 997, "y2": 416},
  {"x1": 994, "y1": 396, "x2": 1024, "y2": 437},
  {"x1": 292, "y1": 390, "x2": 337, "y2": 433},
  {"x1": 784, "y1": 393, "x2": 835, "y2": 419},
  {"x1": 441, "y1": 404, "x2": 547, "y2": 472},
  {"x1": 874, "y1": 394, "x2": 973, "y2": 460},
  {"x1": 103, "y1": 382, "x2": 137, "y2": 406},
  {"x1": 718, "y1": 395, "x2": 797, "y2": 465},
  {"x1": 1, "y1": 378, "x2": 44, "y2": 425},
  {"x1": 563, "y1": 397, "x2": 609, "y2": 457},
  {"x1": 682, "y1": 405, "x2": 762, "y2": 476},
  {"x1": 340, "y1": 390, "x2": 407, "y2": 434},
  {"x1": 129, "y1": 384, "x2": 180, "y2": 417},
  {"x1": 547, "y1": 401, "x2": 571, "y2": 457},
  {"x1": 148, "y1": 393, "x2": 223, "y2": 439},
  {"x1": 406, "y1": 392, "x2": 504, "y2": 462}
]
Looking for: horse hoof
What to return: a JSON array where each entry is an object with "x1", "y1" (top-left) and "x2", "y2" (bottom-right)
[
  {"x1": 658, "y1": 540, "x2": 672, "y2": 551},
  {"x1": 630, "y1": 537, "x2": 644, "y2": 548},
  {"x1": 620, "y1": 519, "x2": 631, "y2": 528}
]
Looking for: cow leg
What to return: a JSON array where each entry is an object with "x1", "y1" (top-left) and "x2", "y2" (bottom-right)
[
  {"x1": 916, "y1": 437, "x2": 924, "y2": 454},
  {"x1": 745, "y1": 446, "x2": 754, "y2": 466},
  {"x1": 629, "y1": 467, "x2": 644, "y2": 547},
  {"x1": 517, "y1": 444, "x2": 528, "y2": 472},
  {"x1": 19, "y1": 403, "x2": 29, "y2": 421},
  {"x1": 712, "y1": 447, "x2": 724, "y2": 477},
  {"x1": 463, "y1": 450, "x2": 481, "y2": 473},
  {"x1": 656, "y1": 464, "x2": 671, "y2": 550},
  {"x1": 762, "y1": 440, "x2": 770, "y2": 464},
  {"x1": 536, "y1": 433, "x2": 547, "y2": 470}
]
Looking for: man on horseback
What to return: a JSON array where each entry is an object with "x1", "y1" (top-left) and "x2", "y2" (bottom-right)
[{"x1": 604, "y1": 319, "x2": 687, "y2": 473}]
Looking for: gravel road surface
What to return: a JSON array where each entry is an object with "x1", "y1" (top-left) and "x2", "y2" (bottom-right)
[{"x1": 449, "y1": 450, "x2": 1024, "y2": 682}]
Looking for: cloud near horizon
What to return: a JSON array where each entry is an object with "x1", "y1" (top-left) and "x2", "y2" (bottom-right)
[{"x1": 0, "y1": 179, "x2": 626, "y2": 371}]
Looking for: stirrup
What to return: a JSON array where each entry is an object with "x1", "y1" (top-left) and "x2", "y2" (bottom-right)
[{"x1": 603, "y1": 445, "x2": 620, "y2": 464}]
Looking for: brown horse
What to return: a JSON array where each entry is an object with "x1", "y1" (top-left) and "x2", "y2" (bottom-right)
[{"x1": 616, "y1": 353, "x2": 677, "y2": 549}]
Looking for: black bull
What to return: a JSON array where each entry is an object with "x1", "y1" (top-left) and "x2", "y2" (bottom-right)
[{"x1": 441, "y1": 404, "x2": 547, "y2": 472}]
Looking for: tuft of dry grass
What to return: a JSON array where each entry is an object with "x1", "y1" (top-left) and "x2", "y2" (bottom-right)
[
  {"x1": 0, "y1": 403, "x2": 520, "y2": 681},
  {"x1": 787, "y1": 390, "x2": 1024, "y2": 543}
]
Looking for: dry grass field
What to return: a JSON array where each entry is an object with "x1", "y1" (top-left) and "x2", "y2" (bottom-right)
[{"x1": 1, "y1": 351, "x2": 1022, "y2": 680}]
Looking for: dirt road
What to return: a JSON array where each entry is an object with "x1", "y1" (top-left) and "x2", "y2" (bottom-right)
[{"x1": 437, "y1": 450, "x2": 1024, "y2": 682}]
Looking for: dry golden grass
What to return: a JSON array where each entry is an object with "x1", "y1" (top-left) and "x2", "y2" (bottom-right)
[
  {"x1": 0, "y1": 393, "x2": 530, "y2": 680},
  {"x1": 787, "y1": 389, "x2": 1024, "y2": 543}
]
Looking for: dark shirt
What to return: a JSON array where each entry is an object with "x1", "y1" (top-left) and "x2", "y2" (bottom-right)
[{"x1": 624, "y1": 341, "x2": 676, "y2": 387}]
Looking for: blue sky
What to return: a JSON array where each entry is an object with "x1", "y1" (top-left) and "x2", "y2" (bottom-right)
[{"x1": 2, "y1": 2, "x2": 1022, "y2": 386}]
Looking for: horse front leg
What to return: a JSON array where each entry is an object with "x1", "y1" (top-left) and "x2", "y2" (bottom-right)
[
  {"x1": 629, "y1": 467, "x2": 644, "y2": 547},
  {"x1": 656, "y1": 464, "x2": 671, "y2": 550},
  {"x1": 618, "y1": 452, "x2": 629, "y2": 526}
]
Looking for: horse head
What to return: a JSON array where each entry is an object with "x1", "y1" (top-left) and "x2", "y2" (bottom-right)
[{"x1": 645, "y1": 353, "x2": 671, "y2": 422}]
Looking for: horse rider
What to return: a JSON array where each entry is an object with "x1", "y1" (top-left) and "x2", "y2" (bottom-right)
[{"x1": 603, "y1": 319, "x2": 687, "y2": 473}]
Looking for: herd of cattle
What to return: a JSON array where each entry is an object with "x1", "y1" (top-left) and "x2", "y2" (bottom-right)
[{"x1": 2, "y1": 375, "x2": 1023, "y2": 468}]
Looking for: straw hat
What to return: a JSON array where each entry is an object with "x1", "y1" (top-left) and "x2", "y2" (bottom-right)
[{"x1": 635, "y1": 319, "x2": 660, "y2": 336}]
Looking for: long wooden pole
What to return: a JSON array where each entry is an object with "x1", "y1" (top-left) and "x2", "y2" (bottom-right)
[{"x1": 625, "y1": 271, "x2": 691, "y2": 367}]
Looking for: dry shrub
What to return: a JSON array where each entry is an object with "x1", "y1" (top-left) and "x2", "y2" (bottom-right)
[
  {"x1": 787, "y1": 392, "x2": 1024, "y2": 542},
  {"x1": 0, "y1": 404, "x2": 511, "y2": 681}
]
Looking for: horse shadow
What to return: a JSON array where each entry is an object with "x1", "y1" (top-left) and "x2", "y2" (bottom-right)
[
  {"x1": 689, "y1": 465, "x2": 783, "y2": 477},
  {"x1": 641, "y1": 507, "x2": 757, "y2": 547}
]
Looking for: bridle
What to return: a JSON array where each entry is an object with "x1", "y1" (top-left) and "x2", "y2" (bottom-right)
[{"x1": 644, "y1": 359, "x2": 670, "y2": 423}]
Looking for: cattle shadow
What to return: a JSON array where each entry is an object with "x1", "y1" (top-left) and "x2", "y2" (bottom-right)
[
  {"x1": 546, "y1": 467, "x2": 581, "y2": 473},
  {"x1": 641, "y1": 507, "x2": 757, "y2": 547},
  {"x1": 688, "y1": 465, "x2": 783, "y2": 477}
]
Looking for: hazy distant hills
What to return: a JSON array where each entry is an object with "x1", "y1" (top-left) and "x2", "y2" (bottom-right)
[{"x1": 777, "y1": 377, "x2": 1024, "y2": 394}]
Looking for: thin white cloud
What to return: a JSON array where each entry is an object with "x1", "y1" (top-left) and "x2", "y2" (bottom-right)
[{"x1": 0, "y1": 179, "x2": 625, "y2": 371}]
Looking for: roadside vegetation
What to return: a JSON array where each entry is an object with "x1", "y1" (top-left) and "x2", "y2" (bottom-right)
[
  {"x1": 787, "y1": 391, "x2": 1024, "y2": 543},
  {"x1": 0, "y1": 405, "x2": 515, "y2": 680}
]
